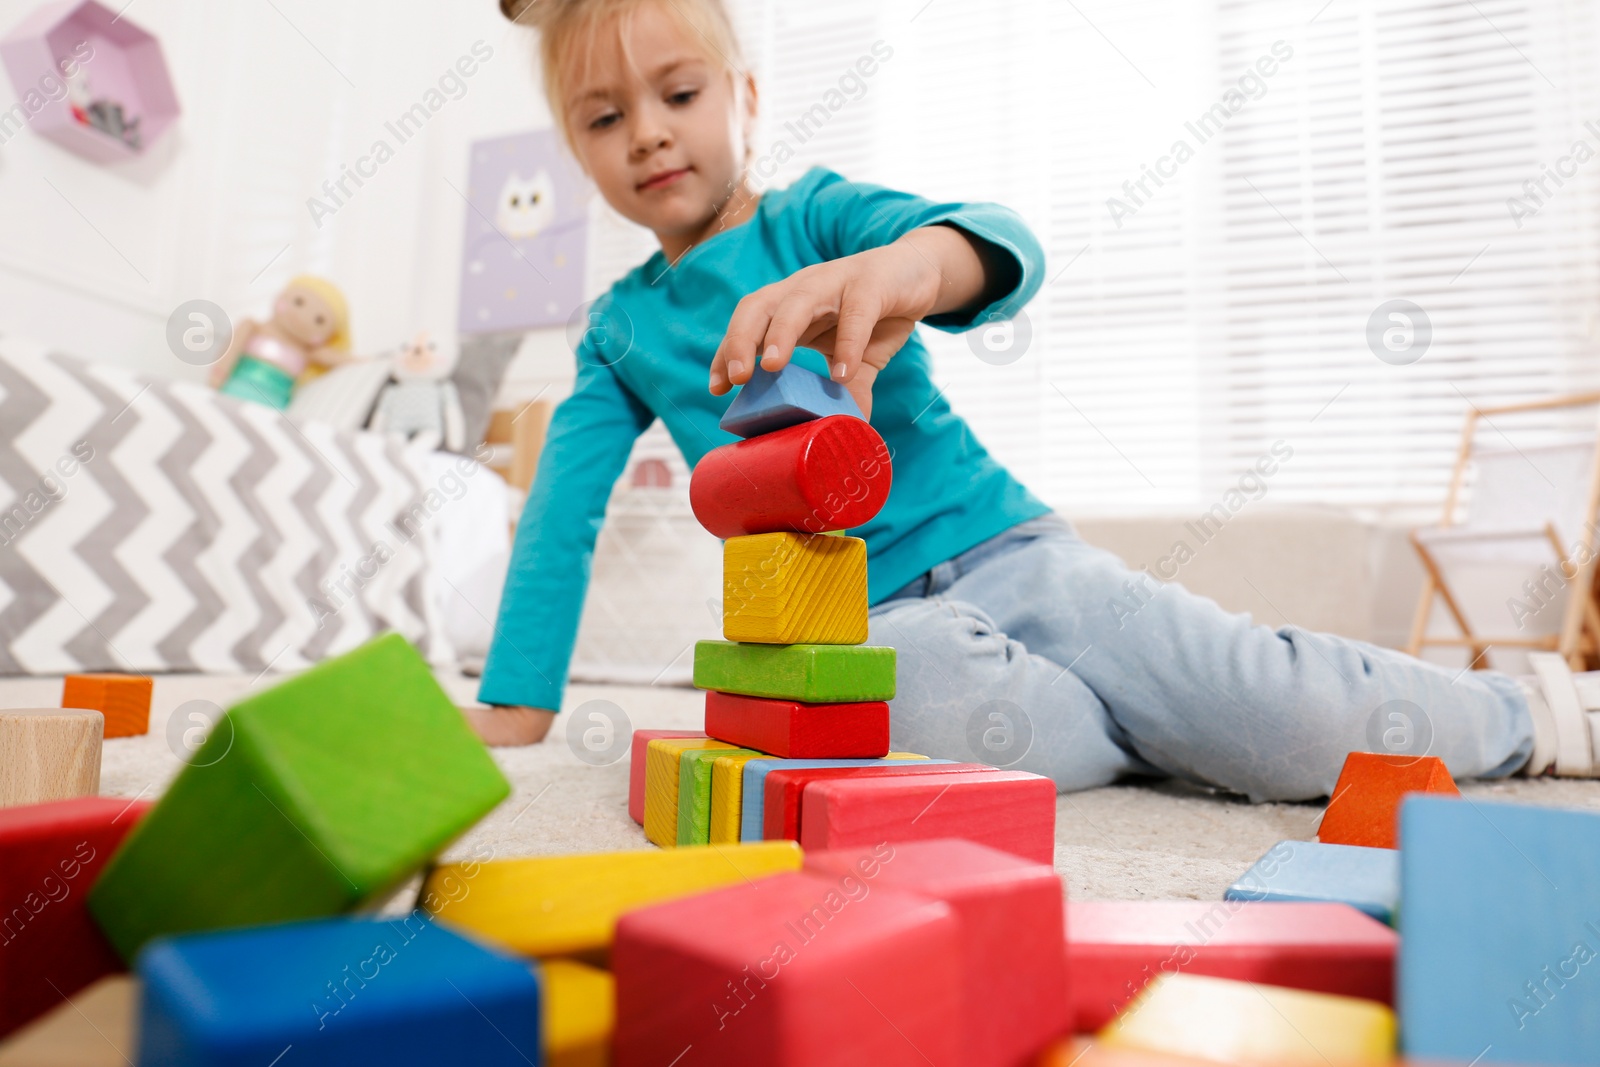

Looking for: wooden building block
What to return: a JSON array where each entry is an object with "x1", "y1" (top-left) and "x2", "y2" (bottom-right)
[
  {"x1": 806, "y1": 840, "x2": 1070, "y2": 1067},
  {"x1": 1317, "y1": 751, "x2": 1458, "y2": 850},
  {"x1": 0, "y1": 975, "x2": 136, "y2": 1067},
  {"x1": 541, "y1": 959, "x2": 613, "y2": 1067},
  {"x1": 644, "y1": 737, "x2": 736, "y2": 848},
  {"x1": 765, "y1": 762, "x2": 991, "y2": 841},
  {"x1": 0, "y1": 797, "x2": 150, "y2": 1038},
  {"x1": 1224, "y1": 840, "x2": 1399, "y2": 925},
  {"x1": 137, "y1": 914, "x2": 542, "y2": 1065},
  {"x1": 689, "y1": 414, "x2": 893, "y2": 538},
  {"x1": 739, "y1": 755, "x2": 936, "y2": 842},
  {"x1": 678, "y1": 745, "x2": 763, "y2": 846},
  {"x1": 1066, "y1": 900, "x2": 1398, "y2": 1031},
  {"x1": 87, "y1": 634, "x2": 510, "y2": 962},
  {"x1": 1399, "y1": 794, "x2": 1600, "y2": 1064},
  {"x1": 0, "y1": 709, "x2": 101, "y2": 809},
  {"x1": 694, "y1": 640, "x2": 896, "y2": 703},
  {"x1": 613, "y1": 871, "x2": 962, "y2": 1066},
  {"x1": 709, "y1": 751, "x2": 768, "y2": 845},
  {"x1": 718, "y1": 360, "x2": 863, "y2": 438},
  {"x1": 723, "y1": 532, "x2": 868, "y2": 644},
  {"x1": 61, "y1": 673, "x2": 152, "y2": 738},
  {"x1": 1036, "y1": 1039, "x2": 1241, "y2": 1066},
  {"x1": 704, "y1": 689, "x2": 890, "y2": 759},
  {"x1": 628, "y1": 729, "x2": 704, "y2": 825},
  {"x1": 422, "y1": 841, "x2": 801, "y2": 958},
  {"x1": 801, "y1": 769, "x2": 1057, "y2": 863},
  {"x1": 1098, "y1": 973, "x2": 1395, "y2": 1065}
]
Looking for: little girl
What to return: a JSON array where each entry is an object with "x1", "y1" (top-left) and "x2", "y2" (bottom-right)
[{"x1": 479, "y1": 0, "x2": 1599, "y2": 798}]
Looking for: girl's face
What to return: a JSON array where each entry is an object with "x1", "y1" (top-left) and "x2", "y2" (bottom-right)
[{"x1": 565, "y1": 3, "x2": 755, "y2": 247}]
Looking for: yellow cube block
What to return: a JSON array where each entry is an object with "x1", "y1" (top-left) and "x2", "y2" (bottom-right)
[
  {"x1": 723, "y1": 532, "x2": 867, "y2": 645},
  {"x1": 421, "y1": 841, "x2": 802, "y2": 957},
  {"x1": 645, "y1": 737, "x2": 735, "y2": 848},
  {"x1": 1098, "y1": 973, "x2": 1395, "y2": 1066},
  {"x1": 542, "y1": 959, "x2": 613, "y2": 1067}
]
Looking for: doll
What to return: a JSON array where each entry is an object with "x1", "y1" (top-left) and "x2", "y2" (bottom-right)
[
  {"x1": 210, "y1": 276, "x2": 351, "y2": 410},
  {"x1": 368, "y1": 330, "x2": 466, "y2": 452}
]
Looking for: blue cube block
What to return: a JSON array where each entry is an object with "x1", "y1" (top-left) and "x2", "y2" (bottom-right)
[
  {"x1": 1400, "y1": 795, "x2": 1600, "y2": 1065},
  {"x1": 739, "y1": 757, "x2": 953, "y2": 841},
  {"x1": 138, "y1": 913, "x2": 541, "y2": 1066},
  {"x1": 1223, "y1": 839, "x2": 1399, "y2": 924},
  {"x1": 718, "y1": 361, "x2": 863, "y2": 438}
]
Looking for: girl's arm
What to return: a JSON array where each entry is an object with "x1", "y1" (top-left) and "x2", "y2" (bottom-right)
[
  {"x1": 709, "y1": 169, "x2": 1043, "y2": 418},
  {"x1": 476, "y1": 337, "x2": 654, "y2": 740}
]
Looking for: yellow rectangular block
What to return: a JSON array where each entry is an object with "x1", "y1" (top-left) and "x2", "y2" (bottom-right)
[
  {"x1": 1098, "y1": 973, "x2": 1395, "y2": 1066},
  {"x1": 421, "y1": 840, "x2": 802, "y2": 957},
  {"x1": 709, "y1": 751, "x2": 767, "y2": 844},
  {"x1": 542, "y1": 959, "x2": 613, "y2": 1067},
  {"x1": 0, "y1": 975, "x2": 136, "y2": 1067},
  {"x1": 645, "y1": 737, "x2": 735, "y2": 848},
  {"x1": 723, "y1": 532, "x2": 868, "y2": 644}
]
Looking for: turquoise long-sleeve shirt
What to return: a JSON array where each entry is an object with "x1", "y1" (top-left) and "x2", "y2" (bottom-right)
[{"x1": 478, "y1": 166, "x2": 1051, "y2": 710}]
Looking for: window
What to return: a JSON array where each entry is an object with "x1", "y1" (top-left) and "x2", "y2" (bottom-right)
[{"x1": 589, "y1": 0, "x2": 1600, "y2": 513}]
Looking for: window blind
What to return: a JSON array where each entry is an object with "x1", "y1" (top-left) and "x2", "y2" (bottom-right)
[{"x1": 586, "y1": 0, "x2": 1600, "y2": 512}]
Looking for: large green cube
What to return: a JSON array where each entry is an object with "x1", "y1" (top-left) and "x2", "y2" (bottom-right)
[
  {"x1": 87, "y1": 634, "x2": 510, "y2": 961},
  {"x1": 692, "y1": 640, "x2": 896, "y2": 702}
]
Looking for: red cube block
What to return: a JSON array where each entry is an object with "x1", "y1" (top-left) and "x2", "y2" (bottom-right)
[
  {"x1": 806, "y1": 839, "x2": 1071, "y2": 1067},
  {"x1": 1066, "y1": 899, "x2": 1399, "y2": 1031},
  {"x1": 704, "y1": 690, "x2": 890, "y2": 759},
  {"x1": 626, "y1": 730, "x2": 705, "y2": 825},
  {"x1": 800, "y1": 769, "x2": 1057, "y2": 864},
  {"x1": 0, "y1": 796, "x2": 151, "y2": 1037},
  {"x1": 613, "y1": 870, "x2": 962, "y2": 1066},
  {"x1": 689, "y1": 415, "x2": 893, "y2": 538},
  {"x1": 764, "y1": 763, "x2": 991, "y2": 841}
]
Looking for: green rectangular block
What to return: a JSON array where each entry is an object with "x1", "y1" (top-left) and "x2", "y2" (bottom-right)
[
  {"x1": 677, "y1": 745, "x2": 763, "y2": 846},
  {"x1": 87, "y1": 633, "x2": 510, "y2": 961},
  {"x1": 692, "y1": 640, "x2": 896, "y2": 702}
]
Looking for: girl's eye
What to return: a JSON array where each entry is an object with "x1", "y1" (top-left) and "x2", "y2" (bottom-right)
[
  {"x1": 668, "y1": 89, "x2": 698, "y2": 106},
  {"x1": 589, "y1": 111, "x2": 620, "y2": 130},
  {"x1": 315, "y1": 315, "x2": 326, "y2": 326},
  {"x1": 293, "y1": 296, "x2": 304, "y2": 306}
]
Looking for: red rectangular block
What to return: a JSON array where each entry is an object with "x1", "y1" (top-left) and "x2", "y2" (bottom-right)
[
  {"x1": 806, "y1": 840, "x2": 1071, "y2": 1067},
  {"x1": 799, "y1": 769, "x2": 1057, "y2": 864},
  {"x1": 0, "y1": 796, "x2": 151, "y2": 1037},
  {"x1": 764, "y1": 762, "x2": 991, "y2": 841},
  {"x1": 1318, "y1": 751, "x2": 1459, "y2": 850},
  {"x1": 704, "y1": 689, "x2": 889, "y2": 759},
  {"x1": 627, "y1": 730, "x2": 704, "y2": 825},
  {"x1": 1066, "y1": 899, "x2": 1399, "y2": 1032},
  {"x1": 613, "y1": 870, "x2": 962, "y2": 1066}
]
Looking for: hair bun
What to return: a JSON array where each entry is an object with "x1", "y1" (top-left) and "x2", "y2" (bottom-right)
[{"x1": 500, "y1": 0, "x2": 535, "y2": 21}]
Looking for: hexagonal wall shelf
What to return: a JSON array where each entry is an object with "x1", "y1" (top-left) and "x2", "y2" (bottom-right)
[{"x1": 1, "y1": 0, "x2": 180, "y2": 163}]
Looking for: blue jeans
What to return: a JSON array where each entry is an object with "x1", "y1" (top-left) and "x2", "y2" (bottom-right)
[{"x1": 866, "y1": 513, "x2": 1533, "y2": 801}]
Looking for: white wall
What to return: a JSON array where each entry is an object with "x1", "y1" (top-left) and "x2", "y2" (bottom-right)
[{"x1": 0, "y1": 0, "x2": 587, "y2": 398}]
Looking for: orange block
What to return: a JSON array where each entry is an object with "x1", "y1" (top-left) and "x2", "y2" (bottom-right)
[
  {"x1": 1318, "y1": 752, "x2": 1458, "y2": 850},
  {"x1": 61, "y1": 674, "x2": 152, "y2": 739}
]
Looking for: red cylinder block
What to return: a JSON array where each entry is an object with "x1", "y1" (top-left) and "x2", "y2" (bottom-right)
[{"x1": 690, "y1": 415, "x2": 892, "y2": 538}]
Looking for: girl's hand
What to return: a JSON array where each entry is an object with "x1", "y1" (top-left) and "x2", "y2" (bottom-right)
[{"x1": 709, "y1": 234, "x2": 953, "y2": 420}]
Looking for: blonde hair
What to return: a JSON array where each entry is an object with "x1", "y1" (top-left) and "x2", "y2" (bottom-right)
[
  {"x1": 513, "y1": 0, "x2": 747, "y2": 157},
  {"x1": 285, "y1": 274, "x2": 351, "y2": 353}
]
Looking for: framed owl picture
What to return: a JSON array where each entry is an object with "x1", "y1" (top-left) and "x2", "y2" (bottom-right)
[{"x1": 458, "y1": 127, "x2": 591, "y2": 334}]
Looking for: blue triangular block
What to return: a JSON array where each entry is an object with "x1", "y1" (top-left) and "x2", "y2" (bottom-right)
[{"x1": 718, "y1": 361, "x2": 864, "y2": 438}]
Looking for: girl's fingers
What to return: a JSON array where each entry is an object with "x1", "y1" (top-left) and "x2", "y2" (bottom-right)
[
  {"x1": 843, "y1": 362, "x2": 880, "y2": 420},
  {"x1": 828, "y1": 288, "x2": 879, "y2": 385},
  {"x1": 713, "y1": 289, "x2": 779, "y2": 391},
  {"x1": 758, "y1": 289, "x2": 827, "y2": 376}
]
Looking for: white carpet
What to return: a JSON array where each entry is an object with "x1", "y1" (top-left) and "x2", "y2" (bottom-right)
[{"x1": 10, "y1": 670, "x2": 1600, "y2": 903}]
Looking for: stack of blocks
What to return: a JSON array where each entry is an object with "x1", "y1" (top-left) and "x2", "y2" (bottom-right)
[{"x1": 638, "y1": 362, "x2": 1056, "y2": 863}]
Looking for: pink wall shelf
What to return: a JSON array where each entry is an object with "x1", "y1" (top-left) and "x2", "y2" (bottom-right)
[{"x1": 1, "y1": 0, "x2": 180, "y2": 164}]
